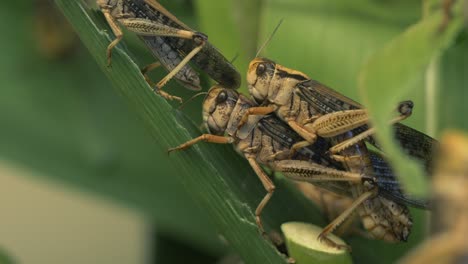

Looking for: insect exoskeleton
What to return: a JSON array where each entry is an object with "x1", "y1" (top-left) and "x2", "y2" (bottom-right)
[{"x1": 97, "y1": 0, "x2": 241, "y2": 102}]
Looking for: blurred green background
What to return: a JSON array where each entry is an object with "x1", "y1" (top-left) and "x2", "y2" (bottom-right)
[{"x1": 0, "y1": 0, "x2": 466, "y2": 263}]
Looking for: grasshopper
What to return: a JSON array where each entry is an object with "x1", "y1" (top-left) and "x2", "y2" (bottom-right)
[
  {"x1": 244, "y1": 57, "x2": 436, "y2": 244},
  {"x1": 96, "y1": 0, "x2": 240, "y2": 101},
  {"x1": 168, "y1": 86, "x2": 427, "y2": 249},
  {"x1": 245, "y1": 57, "x2": 436, "y2": 181},
  {"x1": 398, "y1": 131, "x2": 468, "y2": 264},
  {"x1": 244, "y1": 57, "x2": 435, "y2": 160}
]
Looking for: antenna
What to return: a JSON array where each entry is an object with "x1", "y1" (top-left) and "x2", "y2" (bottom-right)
[
  {"x1": 178, "y1": 91, "x2": 209, "y2": 110},
  {"x1": 255, "y1": 18, "x2": 284, "y2": 57},
  {"x1": 230, "y1": 53, "x2": 239, "y2": 64}
]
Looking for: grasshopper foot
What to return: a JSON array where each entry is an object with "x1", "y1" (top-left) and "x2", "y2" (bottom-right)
[
  {"x1": 318, "y1": 233, "x2": 351, "y2": 252},
  {"x1": 193, "y1": 32, "x2": 208, "y2": 45},
  {"x1": 106, "y1": 51, "x2": 112, "y2": 68},
  {"x1": 155, "y1": 89, "x2": 183, "y2": 103},
  {"x1": 255, "y1": 216, "x2": 268, "y2": 238}
]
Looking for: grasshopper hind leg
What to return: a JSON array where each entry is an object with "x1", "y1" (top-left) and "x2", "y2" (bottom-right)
[
  {"x1": 140, "y1": 61, "x2": 183, "y2": 102},
  {"x1": 318, "y1": 190, "x2": 376, "y2": 251},
  {"x1": 119, "y1": 17, "x2": 208, "y2": 100},
  {"x1": 141, "y1": 62, "x2": 161, "y2": 87},
  {"x1": 155, "y1": 33, "x2": 207, "y2": 92},
  {"x1": 329, "y1": 100, "x2": 414, "y2": 156}
]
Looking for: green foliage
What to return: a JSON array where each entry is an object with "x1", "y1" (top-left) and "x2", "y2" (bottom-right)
[
  {"x1": 1, "y1": 0, "x2": 466, "y2": 263},
  {"x1": 359, "y1": 0, "x2": 466, "y2": 197},
  {"x1": 51, "y1": 0, "x2": 326, "y2": 263},
  {"x1": 0, "y1": 248, "x2": 15, "y2": 264}
]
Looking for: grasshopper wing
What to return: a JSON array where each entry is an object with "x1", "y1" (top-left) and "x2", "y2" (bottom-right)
[
  {"x1": 296, "y1": 79, "x2": 437, "y2": 172},
  {"x1": 258, "y1": 115, "x2": 354, "y2": 198},
  {"x1": 369, "y1": 150, "x2": 430, "y2": 209},
  {"x1": 143, "y1": 0, "x2": 241, "y2": 89}
]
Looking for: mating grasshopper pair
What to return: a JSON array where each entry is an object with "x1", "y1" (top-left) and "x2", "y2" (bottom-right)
[
  {"x1": 243, "y1": 58, "x2": 436, "y2": 245},
  {"x1": 96, "y1": 0, "x2": 436, "y2": 252},
  {"x1": 97, "y1": 0, "x2": 240, "y2": 101},
  {"x1": 169, "y1": 81, "x2": 432, "y2": 249},
  {"x1": 169, "y1": 56, "x2": 436, "y2": 249}
]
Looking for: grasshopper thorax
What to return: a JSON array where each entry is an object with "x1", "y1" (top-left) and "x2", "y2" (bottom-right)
[{"x1": 202, "y1": 86, "x2": 240, "y2": 136}]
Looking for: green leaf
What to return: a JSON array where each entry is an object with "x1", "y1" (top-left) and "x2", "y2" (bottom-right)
[
  {"x1": 358, "y1": 1, "x2": 465, "y2": 197},
  {"x1": 195, "y1": 0, "x2": 263, "y2": 94},
  {"x1": 0, "y1": 1, "x2": 222, "y2": 254},
  {"x1": 0, "y1": 248, "x2": 15, "y2": 264},
  {"x1": 3, "y1": 0, "x2": 459, "y2": 262},
  {"x1": 436, "y1": 32, "x2": 468, "y2": 132}
]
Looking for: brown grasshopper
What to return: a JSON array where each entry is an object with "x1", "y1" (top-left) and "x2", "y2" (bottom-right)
[
  {"x1": 244, "y1": 58, "x2": 436, "y2": 244},
  {"x1": 168, "y1": 86, "x2": 427, "y2": 249},
  {"x1": 245, "y1": 57, "x2": 436, "y2": 185},
  {"x1": 244, "y1": 58, "x2": 433, "y2": 160},
  {"x1": 96, "y1": 0, "x2": 240, "y2": 101},
  {"x1": 398, "y1": 131, "x2": 468, "y2": 264}
]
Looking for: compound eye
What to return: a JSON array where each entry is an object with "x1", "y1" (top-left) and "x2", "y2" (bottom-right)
[
  {"x1": 215, "y1": 91, "x2": 228, "y2": 104},
  {"x1": 256, "y1": 63, "x2": 266, "y2": 76}
]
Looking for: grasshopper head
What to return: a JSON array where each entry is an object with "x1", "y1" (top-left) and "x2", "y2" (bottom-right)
[
  {"x1": 202, "y1": 85, "x2": 239, "y2": 135},
  {"x1": 247, "y1": 57, "x2": 277, "y2": 104}
]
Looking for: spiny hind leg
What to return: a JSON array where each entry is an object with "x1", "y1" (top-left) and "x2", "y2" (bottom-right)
[
  {"x1": 318, "y1": 190, "x2": 376, "y2": 251},
  {"x1": 119, "y1": 18, "x2": 207, "y2": 99},
  {"x1": 329, "y1": 101, "x2": 414, "y2": 155},
  {"x1": 141, "y1": 61, "x2": 162, "y2": 86},
  {"x1": 275, "y1": 160, "x2": 373, "y2": 183},
  {"x1": 278, "y1": 110, "x2": 368, "y2": 154},
  {"x1": 141, "y1": 62, "x2": 184, "y2": 103}
]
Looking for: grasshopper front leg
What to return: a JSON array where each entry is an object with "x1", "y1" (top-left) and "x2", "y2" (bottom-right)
[
  {"x1": 273, "y1": 159, "x2": 376, "y2": 250},
  {"x1": 246, "y1": 156, "x2": 276, "y2": 236},
  {"x1": 100, "y1": 7, "x2": 124, "y2": 67},
  {"x1": 237, "y1": 106, "x2": 277, "y2": 129},
  {"x1": 168, "y1": 134, "x2": 234, "y2": 153}
]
